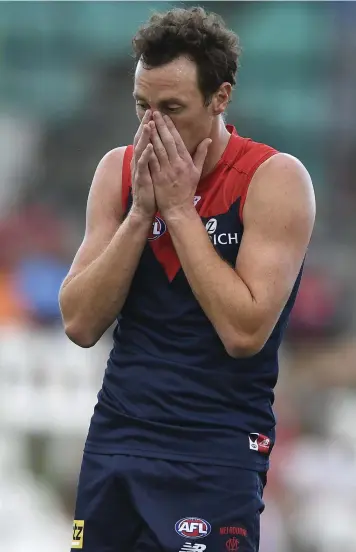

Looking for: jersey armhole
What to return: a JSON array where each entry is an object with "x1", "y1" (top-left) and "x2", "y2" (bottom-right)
[
  {"x1": 121, "y1": 145, "x2": 134, "y2": 214},
  {"x1": 238, "y1": 150, "x2": 278, "y2": 223}
]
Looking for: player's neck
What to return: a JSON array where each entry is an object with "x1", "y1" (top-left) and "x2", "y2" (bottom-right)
[{"x1": 200, "y1": 117, "x2": 231, "y2": 179}]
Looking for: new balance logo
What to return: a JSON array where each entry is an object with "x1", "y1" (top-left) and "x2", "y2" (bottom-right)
[{"x1": 179, "y1": 543, "x2": 207, "y2": 552}]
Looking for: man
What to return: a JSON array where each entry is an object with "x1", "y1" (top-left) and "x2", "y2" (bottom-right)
[{"x1": 60, "y1": 7, "x2": 315, "y2": 552}]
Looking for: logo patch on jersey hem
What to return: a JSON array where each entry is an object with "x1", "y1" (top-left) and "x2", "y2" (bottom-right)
[
  {"x1": 175, "y1": 517, "x2": 211, "y2": 539},
  {"x1": 248, "y1": 433, "x2": 271, "y2": 454}
]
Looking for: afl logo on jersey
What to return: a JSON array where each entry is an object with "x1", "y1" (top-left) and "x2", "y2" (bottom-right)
[
  {"x1": 148, "y1": 216, "x2": 167, "y2": 240},
  {"x1": 205, "y1": 218, "x2": 217, "y2": 235},
  {"x1": 175, "y1": 517, "x2": 211, "y2": 539}
]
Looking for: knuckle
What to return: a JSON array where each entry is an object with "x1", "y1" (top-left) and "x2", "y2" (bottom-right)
[
  {"x1": 157, "y1": 146, "x2": 167, "y2": 157},
  {"x1": 166, "y1": 135, "x2": 175, "y2": 145},
  {"x1": 172, "y1": 160, "x2": 184, "y2": 173}
]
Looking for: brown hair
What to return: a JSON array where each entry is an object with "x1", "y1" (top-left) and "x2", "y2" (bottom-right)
[{"x1": 132, "y1": 6, "x2": 241, "y2": 104}]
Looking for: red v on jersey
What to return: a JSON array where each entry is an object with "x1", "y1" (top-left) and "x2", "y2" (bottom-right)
[
  {"x1": 121, "y1": 126, "x2": 277, "y2": 282},
  {"x1": 148, "y1": 213, "x2": 180, "y2": 282}
]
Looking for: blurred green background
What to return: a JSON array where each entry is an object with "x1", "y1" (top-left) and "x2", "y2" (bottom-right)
[{"x1": 1, "y1": 3, "x2": 356, "y2": 552}]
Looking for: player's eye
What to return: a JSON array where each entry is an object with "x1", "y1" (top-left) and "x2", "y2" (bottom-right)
[
  {"x1": 136, "y1": 101, "x2": 149, "y2": 110},
  {"x1": 163, "y1": 106, "x2": 183, "y2": 114}
]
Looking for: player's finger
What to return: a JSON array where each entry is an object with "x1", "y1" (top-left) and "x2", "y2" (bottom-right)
[
  {"x1": 134, "y1": 124, "x2": 151, "y2": 161},
  {"x1": 150, "y1": 122, "x2": 170, "y2": 166},
  {"x1": 148, "y1": 149, "x2": 161, "y2": 175},
  {"x1": 163, "y1": 115, "x2": 189, "y2": 159},
  {"x1": 134, "y1": 109, "x2": 152, "y2": 147},
  {"x1": 133, "y1": 110, "x2": 152, "y2": 148},
  {"x1": 193, "y1": 138, "x2": 212, "y2": 173},
  {"x1": 152, "y1": 111, "x2": 178, "y2": 162},
  {"x1": 136, "y1": 143, "x2": 153, "y2": 175}
]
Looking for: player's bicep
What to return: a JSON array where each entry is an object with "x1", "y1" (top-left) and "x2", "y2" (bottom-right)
[
  {"x1": 63, "y1": 147, "x2": 126, "y2": 283},
  {"x1": 236, "y1": 153, "x2": 315, "y2": 335}
]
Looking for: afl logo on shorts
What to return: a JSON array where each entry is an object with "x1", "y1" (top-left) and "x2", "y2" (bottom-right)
[
  {"x1": 148, "y1": 216, "x2": 166, "y2": 240},
  {"x1": 175, "y1": 517, "x2": 211, "y2": 539}
]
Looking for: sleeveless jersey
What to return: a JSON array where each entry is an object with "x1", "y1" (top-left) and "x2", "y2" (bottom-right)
[{"x1": 85, "y1": 125, "x2": 303, "y2": 470}]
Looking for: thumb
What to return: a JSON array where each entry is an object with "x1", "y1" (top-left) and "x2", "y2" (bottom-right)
[{"x1": 193, "y1": 138, "x2": 212, "y2": 173}]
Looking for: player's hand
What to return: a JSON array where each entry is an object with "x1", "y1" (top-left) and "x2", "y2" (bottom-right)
[
  {"x1": 130, "y1": 110, "x2": 157, "y2": 219},
  {"x1": 148, "y1": 112, "x2": 211, "y2": 219}
]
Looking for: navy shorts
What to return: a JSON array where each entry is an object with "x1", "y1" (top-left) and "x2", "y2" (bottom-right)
[{"x1": 71, "y1": 452, "x2": 266, "y2": 551}]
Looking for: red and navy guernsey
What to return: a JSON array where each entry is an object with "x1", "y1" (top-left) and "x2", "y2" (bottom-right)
[{"x1": 85, "y1": 126, "x2": 303, "y2": 471}]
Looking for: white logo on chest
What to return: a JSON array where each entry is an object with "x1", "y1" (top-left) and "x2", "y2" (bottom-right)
[{"x1": 205, "y1": 218, "x2": 239, "y2": 245}]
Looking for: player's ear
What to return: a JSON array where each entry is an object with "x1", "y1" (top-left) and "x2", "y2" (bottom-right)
[{"x1": 211, "y1": 83, "x2": 232, "y2": 116}]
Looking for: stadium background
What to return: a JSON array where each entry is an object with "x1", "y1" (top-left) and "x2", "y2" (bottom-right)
[{"x1": 1, "y1": 2, "x2": 356, "y2": 551}]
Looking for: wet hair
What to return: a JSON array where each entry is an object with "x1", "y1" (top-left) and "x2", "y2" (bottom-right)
[{"x1": 132, "y1": 6, "x2": 241, "y2": 104}]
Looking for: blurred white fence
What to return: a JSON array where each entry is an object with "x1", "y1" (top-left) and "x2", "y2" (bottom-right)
[{"x1": 0, "y1": 327, "x2": 108, "y2": 434}]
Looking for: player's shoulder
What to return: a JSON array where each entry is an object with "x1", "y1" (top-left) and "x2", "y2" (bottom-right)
[
  {"x1": 230, "y1": 133, "x2": 278, "y2": 176},
  {"x1": 89, "y1": 146, "x2": 132, "y2": 211},
  {"x1": 242, "y1": 136, "x2": 277, "y2": 157},
  {"x1": 253, "y1": 152, "x2": 313, "y2": 190},
  {"x1": 247, "y1": 152, "x2": 315, "y2": 224},
  {"x1": 96, "y1": 145, "x2": 130, "y2": 174}
]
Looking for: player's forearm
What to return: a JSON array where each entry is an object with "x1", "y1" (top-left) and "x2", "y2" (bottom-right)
[
  {"x1": 60, "y1": 210, "x2": 152, "y2": 347},
  {"x1": 166, "y1": 209, "x2": 263, "y2": 357}
]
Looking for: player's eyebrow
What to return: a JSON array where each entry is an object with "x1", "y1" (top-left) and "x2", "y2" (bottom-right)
[
  {"x1": 133, "y1": 92, "x2": 185, "y2": 106},
  {"x1": 159, "y1": 98, "x2": 185, "y2": 106},
  {"x1": 133, "y1": 92, "x2": 146, "y2": 101}
]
